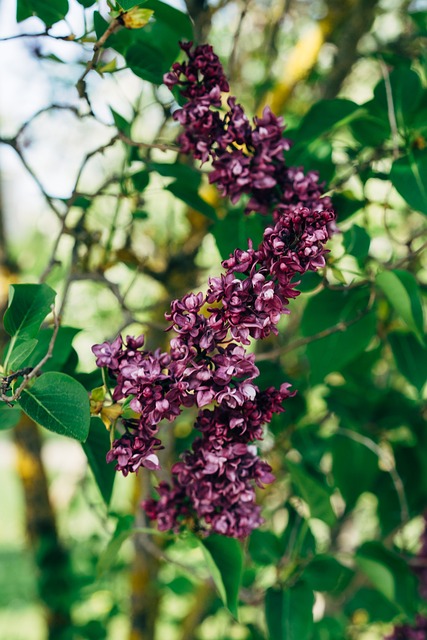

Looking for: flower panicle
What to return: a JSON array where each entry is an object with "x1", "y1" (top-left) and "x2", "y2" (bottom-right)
[{"x1": 91, "y1": 41, "x2": 336, "y2": 538}]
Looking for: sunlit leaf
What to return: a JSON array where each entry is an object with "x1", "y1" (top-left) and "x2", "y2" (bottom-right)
[
  {"x1": 376, "y1": 269, "x2": 424, "y2": 343},
  {"x1": 355, "y1": 541, "x2": 419, "y2": 616},
  {"x1": 19, "y1": 372, "x2": 90, "y2": 442},
  {"x1": 198, "y1": 534, "x2": 243, "y2": 618}
]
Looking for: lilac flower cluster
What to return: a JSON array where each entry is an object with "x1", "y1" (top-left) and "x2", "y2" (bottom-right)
[
  {"x1": 92, "y1": 42, "x2": 336, "y2": 538},
  {"x1": 386, "y1": 517, "x2": 427, "y2": 640},
  {"x1": 164, "y1": 42, "x2": 332, "y2": 216}
]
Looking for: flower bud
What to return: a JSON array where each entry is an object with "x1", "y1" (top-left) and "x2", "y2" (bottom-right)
[{"x1": 120, "y1": 7, "x2": 153, "y2": 30}]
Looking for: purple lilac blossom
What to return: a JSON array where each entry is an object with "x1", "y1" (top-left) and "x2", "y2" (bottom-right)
[
  {"x1": 91, "y1": 41, "x2": 336, "y2": 538},
  {"x1": 163, "y1": 41, "x2": 332, "y2": 217}
]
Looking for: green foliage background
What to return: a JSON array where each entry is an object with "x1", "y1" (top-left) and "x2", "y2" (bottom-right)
[{"x1": 0, "y1": 0, "x2": 426, "y2": 638}]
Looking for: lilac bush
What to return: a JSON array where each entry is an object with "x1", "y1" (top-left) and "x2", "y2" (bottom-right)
[{"x1": 92, "y1": 41, "x2": 336, "y2": 538}]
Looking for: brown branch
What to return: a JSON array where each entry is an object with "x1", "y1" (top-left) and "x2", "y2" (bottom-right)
[
  {"x1": 335, "y1": 427, "x2": 409, "y2": 525},
  {"x1": 228, "y1": 0, "x2": 251, "y2": 80},
  {"x1": 255, "y1": 300, "x2": 373, "y2": 362},
  {"x1": 117, "y1": 131, "x2": 178, "y2": 153},
  {"x1": 76, "y1": 18, "x2": 123, "y2": 107},
  {"x1": 0, "y1": 137, "x2": 64, "y2": 219},
  {"x1": 0, "y1": 30, "x2": 75, "y2": 42},
  {"x1": 380, "y1": 58, "x2": 400, "y2": 159},
  {"x1": 322, "y1": 0, "x2": 380, "y2": 99}
]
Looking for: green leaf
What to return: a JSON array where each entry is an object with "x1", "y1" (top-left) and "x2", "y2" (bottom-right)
[
  {"x1": 76, "y1": 0, "x2": 97, "y2": 7},
  {"x1": 265, "y1": 582, "x2": 314, "y2": 640},
  {"x1": 149, "y1": 162, "x2": 202, "y2": 189},
  {"x1": 332, "y1": 435, "x2": 379, "y2": 510},
  {"x1": 18, "y1": 372, "x2": 90, "y2": 442},
  {"x1": 389, "y1": 331, "x2": 427, "y2": 392},
  {"x1": 0, "y1": 405, "x2": 22, "y2": 431},
  {"x1": 303, "y1": 554, "x2": 354, "y2": 593},
  {"x1": 376, "y1": 269, "x2": 424, "y2": 343},
  {"x1": 280, "y1": 503, "x2": 316, "y2": 559},
  {"x1": 125, "y1": 40, "x2": 167, "y2": 83},
  {"x1": 165, "y1": 575, "x2": 195, "y2": 595},
  {"x1": 293, "y1": 99, "x2": 361, "y2": 142},
  {"x1": 286, "y1": 459, "x2": 336, "y2": 526},
  {"x1": 132, "y1": 210, "x2": 149, "y2": 220},
  {"x1": 343, "y1": 224, "x2": 370, "y2": 264},
  {"x1": 124, "y1": 0, "x2": 193, "y2": 83},
  {"x1": 249, "y1": 530, "x2": 281, "y2": 565},
  {"x1": 297, "y1": 272, "x2": 322, "y2": 293},
  {"x1": 390, "y1": 150, "x2": 427, "y2": 215},
  {"x1": 355, "y1": 541, "x2": 419, "y2": 616},
  {"x1": 3, "y1": 284, "x2": 56, "y2": 373},
  {"x1": 213, "y1": 209, "x2": 264, "y2": 260},
  {"x1": 301, "y1": 288, "x2": 377, "y2": 384},
  {"x1": 5, "y1": 338, "x2": 38, "y2": 372},
  {"x1": 82, "y1": 418, "x2": 116, "y2": 505},
  {"x1": 132, "y1": 170, "x2": 150, "y2": 192},
  {"x1": 313, "y1": 617, "x2": 346, "y2": 640},
  {"x1": 17, "y1": 0, "x2": 69, "y2": 26},
  {"x1": 72, "y1": 196, "x2": 92, "y2": 210},
  {"x1": 119, "y1": 0, "x2": 142, "y2": 9},
  {"x1": 373, "y1": 67, "x2": 423, "y2": 128},
  {"x1": 349, "y1": 110, "x2": 390, "y2": 147},
  {"x1": 166, "y1": 181, "x2": 217, "y2": 221},
  {"x1": 21, "y1": 326, "x2": 80, "y2": 373},
  {"x1": 111, "y1": 108, "x2": 132, "y2": 137},
  {"x1": 344, "y1": 587, "x2": 400, "y2": 623},
  {"x1": 332, "y1": 193, "x2": 365, "y2": 221},
  {"x1": 98, "y1": 516, "x2": 167, "y2": 575},
  {"x1": 139, "y1": 0, "x2": 192, "y2": 40},
  {"x1": 97, "y1": 515, "x2": 134, "y2": 575},
  {"x1": 285, "y1": 139, "x2": 335, "y2": 183},
  {"x1": 198, "y1": 534, "x2": 243, "y2": 618},
  {"x1": 4, "y1": 284, "x2": 56, "y2": 339}
]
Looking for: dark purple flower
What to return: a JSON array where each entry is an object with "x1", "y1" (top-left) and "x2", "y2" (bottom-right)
[
  {"x1": 91, "y1": 41, "x2": 337, "y2": 539},
  {"x1": 91, "y1": 335, "x2": 123, "y2": 371}
]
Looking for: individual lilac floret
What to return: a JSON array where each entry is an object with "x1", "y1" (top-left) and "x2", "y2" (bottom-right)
[{"x1": 92, "y1": 335, "x2": 123, "y2": 371}]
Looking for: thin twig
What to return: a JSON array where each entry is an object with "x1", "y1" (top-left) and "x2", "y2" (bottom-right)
[
  {"x1": 76, "y1": 18, "x2": 122, "y2": 106},
  {"x1": 1, "y1": 138, "x2": 64, "y2": 219},
  {"x1": 255, "y1": 294, "x2": 374, "y2": 362},
  {"x1": 117, "y1": 131, "x2": 178, "y2": 153},
  {"x1": 228, "y1": 0, "x2": 250, "y2": 79},
  {"x1": 1, "y1": 306, "x2": 61, "y2": 403},
  {"x1": 335, "y1": 427, "x2": 409, "y2": 525},
  {"x1": 379, "y1": 58, "x2": 400, "y2": 160},
  {"x1": 0, "y1": 30, "x2": 75, "y2": 42}
]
